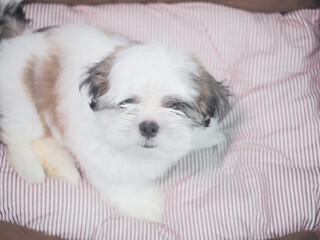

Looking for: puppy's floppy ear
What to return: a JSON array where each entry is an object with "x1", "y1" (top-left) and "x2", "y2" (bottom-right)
[
  {"x1": 80, "y1": 57, "x2": 113, "y2": 111},
  {"x1": 80, "y1": 47, "x2": 125, "y2": 111},
  {"x1": 193, "y1": 66, "x2": 230, "y2": 126}
]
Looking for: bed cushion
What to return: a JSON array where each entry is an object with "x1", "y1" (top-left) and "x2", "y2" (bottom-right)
[{"x1": 0, "y1": 2, "x2": 319, "y2": 239}]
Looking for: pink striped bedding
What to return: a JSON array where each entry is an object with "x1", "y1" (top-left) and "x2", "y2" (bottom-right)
[{"x1": 0, "y1": 2, "x2": 320, "y2": 239}]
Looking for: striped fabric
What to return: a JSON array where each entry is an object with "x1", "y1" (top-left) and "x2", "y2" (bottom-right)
[{"x1": 0, "y1": 3, "x2": 320, "y2": 239}]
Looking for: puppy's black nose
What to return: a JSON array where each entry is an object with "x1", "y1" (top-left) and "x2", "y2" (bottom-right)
[{"x1": 139, "y1": 121, "x2": 159, "y2": 138}]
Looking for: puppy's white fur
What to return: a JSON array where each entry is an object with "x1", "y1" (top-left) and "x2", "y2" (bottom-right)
[{"x1": 0, "y1": 3, "x2": 229, "y2": 222}]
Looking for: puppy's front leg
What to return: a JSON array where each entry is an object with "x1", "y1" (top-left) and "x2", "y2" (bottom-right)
[
  {"x1": 31, "y1": 137, "x2": 81, "y2": 185},
  {"x1": 101, "y1": 179, "x2": 165, "y2": 223}
]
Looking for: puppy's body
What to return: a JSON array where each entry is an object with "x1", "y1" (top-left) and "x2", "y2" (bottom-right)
[
  {"x1": 0, "y1": 25, "x2": 130, "y2": 181},
  {"x1": 0, "y1": 1, "x2": 229, "y2": 222}
]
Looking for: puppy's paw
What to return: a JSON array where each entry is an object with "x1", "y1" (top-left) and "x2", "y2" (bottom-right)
[
  {"x1": 16, "y1": 160, "x2": 46, "y2": 184},
  {"x1": 8, "y1": 144, "x2": 46, "y2": 184},
  {"x1": 31, "y1": 137, "x2": 81, "y2": 185},
  {"x1": 121, "y1": 185, "x2": 165, "y2": 223},
  {"x1": 45, "y1": 161, "x2": 81, "y2": 186},
  {"x1": 102, "y1": 182, "x2": 165, "y2": 223}
]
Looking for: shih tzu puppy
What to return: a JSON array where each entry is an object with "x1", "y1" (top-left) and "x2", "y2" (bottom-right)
[{"x1": 0, "y1": 0, "x2": 229, "y2": 222}]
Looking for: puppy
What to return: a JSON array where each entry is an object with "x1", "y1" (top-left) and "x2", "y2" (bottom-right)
[{"x1": 0, "y1": 0, "x2": 229, "y2": 222}]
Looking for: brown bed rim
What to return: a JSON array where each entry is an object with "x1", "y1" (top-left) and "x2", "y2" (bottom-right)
[{"x1": 23, "y1": 0, "x2": 320, "y2": 13}]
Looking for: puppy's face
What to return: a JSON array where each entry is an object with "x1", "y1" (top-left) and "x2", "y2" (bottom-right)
[{"x1": 81, "y1": 44, "x2": 229, "y2": 159}]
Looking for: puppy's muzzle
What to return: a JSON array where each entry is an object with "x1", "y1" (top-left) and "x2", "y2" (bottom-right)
[{"x1": 139, "y1": 121, "x2": 159, "y2": 138}]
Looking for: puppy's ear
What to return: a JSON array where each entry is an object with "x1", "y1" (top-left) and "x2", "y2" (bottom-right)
[
  {"x1": 80, "y1": 57, "x2": 113, "y2": 111},
  {"x1": 194, "y1": 66, "x2": 230, "y2": 126},
  {"x1": 80, "y1": 47, "x2": 124, "y2": 111}
]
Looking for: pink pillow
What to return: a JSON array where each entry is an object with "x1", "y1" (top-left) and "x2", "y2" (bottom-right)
[{"x1": 1, "y1": 3, "x2": 319, "y2": 239}]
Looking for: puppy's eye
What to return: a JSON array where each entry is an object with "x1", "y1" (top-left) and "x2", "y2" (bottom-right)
[
  {"x1": 168, "y1": 103, "x2": 180, "y2": 111},
  {"x1": 120, "y1": 98, "x2": 135, "y2": 105},
  {"x1": 204, "y1": 117, "x2": 211, "y2": 127}
]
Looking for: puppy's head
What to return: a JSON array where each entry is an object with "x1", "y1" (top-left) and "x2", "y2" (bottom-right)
[{"x1": 81, "y1": 44, "x2": 229, "y2": 159}]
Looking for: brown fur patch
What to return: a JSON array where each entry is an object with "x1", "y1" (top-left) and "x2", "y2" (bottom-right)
[
  {"x1": 23, "y1": 54, "x2": 65, "y2": 136},
  {"x1": 193, "y1": 62, "x2": 230, "y2": 121},
  {"x1": 23, "y1": 56, "x2": 51, "y2": 136},
  {"x1": 81, "y1": 46, "x2": 127, "y2": 110}
]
